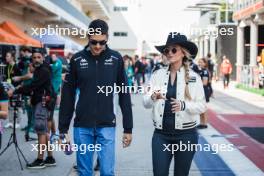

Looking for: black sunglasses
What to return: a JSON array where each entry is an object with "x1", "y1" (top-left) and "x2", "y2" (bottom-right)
[
  {"x1": 32, "y1": 56, "x2": 42, "y2": 59},
  {"x1": 89, "y1": 40, "x2": 107, "y2": 46},
  {"x1": 163, "y1": 47, "x2": 177, "y2": 55}
]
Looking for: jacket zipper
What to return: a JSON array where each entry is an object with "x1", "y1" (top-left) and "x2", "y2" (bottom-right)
[{"x1": 94, "y1": 59, "x2": 98, "y2": 125}]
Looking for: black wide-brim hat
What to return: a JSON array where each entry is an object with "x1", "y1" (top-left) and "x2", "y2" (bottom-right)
[{"x1": 155, "y1": 32, "x2": 198, "y2": 58}]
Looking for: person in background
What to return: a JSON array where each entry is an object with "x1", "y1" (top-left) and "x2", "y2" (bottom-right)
[
  {"x1": 206, "y1": 53, "x2": 214, "y2": 97},
  {"x1": 145, "y1": 58, "x2": 152, "y2": 81},
  {"x1": 152, "y1": 55, "x2": 169, "y2": 73},
  {"x1": 220, "y1": 55, "x2": 232, "y2": 89},
  {"x1": 61, "y1": 52, "x2": 73, "y2": 74},
  {"x1": 49, "y1": 53, "x2": 62, "y2": 140},
  {"x1": 141, "y1": 57, "x2": 147, "y2": 84},
  {"x1": 124, "y1": 57, "x2": 134, "y2": 87},
  {"x1": 14, "y1": 47, "x2": 34, "y2": 138},
  {"x1": 134, "y1": 55, "x2": 143, "y2": 91},
  {"x1": 9, "y1": 48, "x2": 56, "y2": 169},
  {"x1": 63, "y1": 52, "x2": 73, "y2": 81},
  {"x1": 197, "y1": 58, "x2": 211, "y2": 129},
  {"x1": 3, "y1": 51, "x2": 22, "y2": 129}
]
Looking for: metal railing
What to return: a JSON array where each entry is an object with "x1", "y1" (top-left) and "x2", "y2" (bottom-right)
[{"x1": 240, "y1": 65, "x2": 251, "y2": 86}]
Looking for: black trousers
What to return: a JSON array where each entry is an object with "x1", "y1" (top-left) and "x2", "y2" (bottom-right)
[
  {"x1": 223, "y1": 74, "x2": 230, "y2": 87},
  {"x1": 152, "y1": 129, "x2": 198, "y2": 176}
]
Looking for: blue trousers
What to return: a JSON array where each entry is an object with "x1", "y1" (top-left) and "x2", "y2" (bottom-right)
[
  {"x1": 152, "y1": 129, "x2": 198, "y2": 176},
  {"x1": 74, "y1": 127, "x2": 116, "y2": 176}
]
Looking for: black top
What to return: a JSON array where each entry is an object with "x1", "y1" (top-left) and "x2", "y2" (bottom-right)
[
  {"x1": 59, "y1": 46, "x2": 133, "y2": 134},
  {"x1": 190, "y1": 60, "x2": 200, "y2": 74},
  {"x1": 207, "y1": 59, "x2": 214, "y2": 76},
  {"x1": 134, "y1": 60, "x2": 144, "y2": 74},
  {"x1": 0, "y1": 82, "x2": 8, "y2": 102},
  {"x1": 14, "y1": 63, "x2": 53, "y2": 106},
  {"x1": 155, "y1": 74, "x2": 179, "y2": 134},
  {"x1": 199, "y1": 69, "x2": 209, "y2": 86},
  {"x1": 18, "y1": 56, "x2": 31, "y2": 72},
  {"x1": 199, "y1": 68, "x2": 211, "y2": 102},
  {"x1": 4, "y1": 63, "x2": 22, "y2": 87}
]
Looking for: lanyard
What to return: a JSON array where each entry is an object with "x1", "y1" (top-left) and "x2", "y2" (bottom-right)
[{"x1": 7, "y1": 64, "x2": 14, "y2": 79}]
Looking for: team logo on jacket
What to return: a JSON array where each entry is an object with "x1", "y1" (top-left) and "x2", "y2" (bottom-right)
[
  {"x1": 80, "y1": 58, "x2": 88, "y2": 68},
  {"x1": 104, "y1": 57, "x2": 113, "y2": 65}
]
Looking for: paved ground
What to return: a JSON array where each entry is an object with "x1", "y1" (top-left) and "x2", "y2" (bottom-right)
[{"x1": 1, "y1": 81, "x2": 264, "y2": 176}]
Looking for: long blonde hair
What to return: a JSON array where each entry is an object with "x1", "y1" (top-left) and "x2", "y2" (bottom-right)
[{"x1": 181, "y1": 47, "x2": 192, "y2": 100}]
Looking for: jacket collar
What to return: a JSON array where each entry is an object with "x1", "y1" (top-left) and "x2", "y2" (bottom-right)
[
  {"x1": 167, "y1": 65, "x2": 185, "y2": 73},
  {"x1": 84, "y1": 44, "x2": 110, "y2": 61}
]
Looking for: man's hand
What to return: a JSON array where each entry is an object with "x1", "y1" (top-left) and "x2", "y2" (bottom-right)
[
  {"x1": 59, "y1": 133, "x2": 71, "y2": 144},
  {"x1": 122, "y1": 133, "x2": 132, "y2": 148}
]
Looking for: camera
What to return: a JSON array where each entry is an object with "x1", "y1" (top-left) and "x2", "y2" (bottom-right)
[
  {"x1": 2, "y1": 82, "x2": 23, "y2": 108},
  {"x1": 10, "y1": 93, "x2": 23, "y2": 108}
]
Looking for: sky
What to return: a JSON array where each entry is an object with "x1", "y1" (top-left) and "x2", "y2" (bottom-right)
[{"x1": 139, "y1": 0, "x2": 201, "y2": 44}]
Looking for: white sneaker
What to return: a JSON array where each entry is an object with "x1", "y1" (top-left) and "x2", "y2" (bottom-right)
[{"x1": 4, "y1": 122, "x2": 13, "y2": 128}]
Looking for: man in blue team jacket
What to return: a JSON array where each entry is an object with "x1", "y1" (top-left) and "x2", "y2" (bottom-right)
[{"x1": 59, "y1": 19, "x2": 133, "y2": 176}]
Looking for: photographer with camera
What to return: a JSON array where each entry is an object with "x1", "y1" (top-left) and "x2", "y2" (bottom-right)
[
  {"x1": 9, "y1": 48, "x2": 56, "y2": 169},
  {"x1": 0, "y1": 81, "x2": 9, "y2": 149},
  {"x1": 3, "y1": 51, "x2": 22, "y2": 129}
]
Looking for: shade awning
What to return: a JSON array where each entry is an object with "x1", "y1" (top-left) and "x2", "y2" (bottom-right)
[
  {"x1": 0, "y1": 27, "x2": 25, "y2": 45},
  {"x1": 33, "y1": 33, "x2": 65, "y2": 46},
  {"x1": 0, "y1": 21, "x2": 42, "y2": 47},
  {"x1": 33, "y1": 33, "x2": 82, "y2": 51},
  {"x1": 63, "y1": 37, "x2": 83, "y2": 51}
]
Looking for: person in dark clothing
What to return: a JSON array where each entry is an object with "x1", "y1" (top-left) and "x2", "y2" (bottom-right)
[
  {"x1": 3, "y1": 51, "x2": 22, "y2": 129},
  {"x1": 206, "y1": 53, "x2": 214, "y2": 77},
  {"x1": 4, "y1": 51, "x2": 22, "y2": 86},
  {"x1": 197, "y1": 58, "x2": 211, "y2": 129},
  {"x1": 189, "y1": 58, "x2": 200, "y2": 75},
  {"x1": 15, "y1": 47, "x2": 34, "y2": 136},
  {"x1": 141, "y1": 57, "x2": 147, "y2": 83},
  {"x1": 59, "y1": 19, "x2": 133, "y2": 176},
  {"x1": 206, "y1": 53, "x2": 214, "y2": 96},
  {"x1": 134, "y1": 55, "x2": 144, "y2": 90},
  {"x1": 9, "y1": 48, "x2": 56, "y2": 169}
]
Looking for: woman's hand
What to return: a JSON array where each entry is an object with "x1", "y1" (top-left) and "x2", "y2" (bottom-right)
[
  {"x1": 170, "y1": 98, "x2": 181, "y2": 112},
  {"x1": 151, "y1": 90, "x2": 165, "y2": 101}
]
